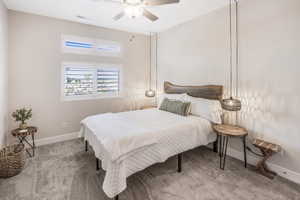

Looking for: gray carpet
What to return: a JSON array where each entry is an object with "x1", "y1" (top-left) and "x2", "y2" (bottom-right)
[{"x1": 0, "y1": 139, "x2": 299, "y2": 200}]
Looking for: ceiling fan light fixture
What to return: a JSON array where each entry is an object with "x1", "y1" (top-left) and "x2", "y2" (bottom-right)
[
  {"x1": 124, "y1": 4, "x2": 144, "y2": 18},
  {"x1": 113, "y1": 0, "x2": 180, "y2": 21}
]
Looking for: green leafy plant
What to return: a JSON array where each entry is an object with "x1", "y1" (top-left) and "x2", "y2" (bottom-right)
[{"x1": 12, "y1": 108, "x2": 32, "y2": 125}]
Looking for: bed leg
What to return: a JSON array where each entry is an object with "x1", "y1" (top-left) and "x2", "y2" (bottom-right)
[
  {"x1": 114, "y1": 195, "x2": 119, "y2": 200},
  {"x1": 85, "y1": 140, "x2": 88, "y2": 152},
  {"x1": 213, "y1": 136, "x2": 218, "y2": 153},
  {"x1": 96, "y1": 158, "x2": 100, "y2": 171},
  {"x1": 177, "y1": 154, "x2": 182, "y2": 173}
]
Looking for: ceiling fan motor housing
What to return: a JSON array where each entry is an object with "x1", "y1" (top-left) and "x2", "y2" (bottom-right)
[{"x1": 114, "y1": 0, "x2": 180, "y2": 21}]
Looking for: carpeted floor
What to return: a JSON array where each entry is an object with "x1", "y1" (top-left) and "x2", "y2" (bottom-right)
[{"x1": 0, "y1": 139, "x2": 299, "y2": 200}]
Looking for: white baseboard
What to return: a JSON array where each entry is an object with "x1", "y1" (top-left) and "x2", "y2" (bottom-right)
[
  {"x1": 34, "y1": 133, "x2": 300, "y2": 184},
  {"x1": 34, "y1": 132, "x2": 81, "y2": 146},
  {"x1": 227, "y1": 147, "x2": 300, "y2": 184}
]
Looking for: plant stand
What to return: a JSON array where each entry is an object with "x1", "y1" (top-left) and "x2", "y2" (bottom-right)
[{"x1": 11, "y1": 126, "x2": 38, "y2": 157}]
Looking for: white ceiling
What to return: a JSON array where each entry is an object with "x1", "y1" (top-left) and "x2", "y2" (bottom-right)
[{"x1": 3, "y1": 0, "x2": 228, "y2": 34}]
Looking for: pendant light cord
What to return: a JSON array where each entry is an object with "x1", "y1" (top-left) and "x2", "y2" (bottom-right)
[
  {"x1": 229, "y1": 0, "x2": 233, "y2": 98},
  {"x1": 155, "y1": 33, "x2": 158, "y2": 96},
  {"x1": 235, "y1": 0, "x2": 239, "y2": 97},
  {"x1": 149, "y1": 32, "x2": 152, "y2": 90}
]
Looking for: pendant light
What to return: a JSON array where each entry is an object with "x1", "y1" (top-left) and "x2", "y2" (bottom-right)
[
  {"x1": 222, "y1": 0, "x2": 242, "y2": 111},
  {"x1": 145, "y1": 33, "x2": 156, "y2": 98}
]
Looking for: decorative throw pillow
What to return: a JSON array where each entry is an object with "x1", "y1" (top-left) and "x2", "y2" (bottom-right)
[
  {"x1": 183, "y1": 94, "x2": 222, "y2": 124},
  {"x1": 159, "y1": 98, "x2": 191, "y2": 116},
  {"x1": 158, "y1": 93, "x2": 186, "y2": 107}
]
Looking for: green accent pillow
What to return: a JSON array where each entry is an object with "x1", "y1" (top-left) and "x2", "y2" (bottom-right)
[{"x1": 159, "y1": 98, "x2": 191, "y2": 116}]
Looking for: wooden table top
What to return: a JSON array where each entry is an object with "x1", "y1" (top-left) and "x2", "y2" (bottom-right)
[
  {"x1": 213, "y1": 124, "x2": 248, "y2": 136},
  {"x1": 11, "y1": 126, "x2": 38, "y2": 137}
]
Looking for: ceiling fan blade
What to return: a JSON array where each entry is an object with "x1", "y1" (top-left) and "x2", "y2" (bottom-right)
[
  {"x1": 113, "y1": 12, "x2": 125, "y2": 20},
  {"x1": 109, "y1": 0, "x2": 124, "y2": 3},
  {"x1": 91, "y1": 0, "x2": 123, "y2": 4},
  {"x1": 144, "y1": 0, "x2": 180, "y2": 6},
  {"x1": 143, "y1": 9, "x2": 159, "y2": 21}
]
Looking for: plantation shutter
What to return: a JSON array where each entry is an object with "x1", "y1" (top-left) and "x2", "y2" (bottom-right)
[
  {"x1": 97, "y1": 69, "x2": 120, "y2": 93},
  {"x1": 64, "y1": 67, "x2": 95, "y2": 96},
  {"x1": 63, "y1": 65, "x2": 120, "y2": 99}
]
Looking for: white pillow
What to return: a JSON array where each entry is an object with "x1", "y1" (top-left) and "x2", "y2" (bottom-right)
[
  {"x1": 158, "y1": 93, "x2": 186, "y2": 107},
  {"x1": 184, "y1": 94, "x2": 222, "y2": 124}
]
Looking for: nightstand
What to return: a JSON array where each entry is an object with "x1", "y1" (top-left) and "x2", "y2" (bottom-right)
[
  {"x1": 213, "y1": 124, "x2": 248, "y2": 170},
  {"x1": 11, "y1": 126, "x2": 38, "y2": 157}
]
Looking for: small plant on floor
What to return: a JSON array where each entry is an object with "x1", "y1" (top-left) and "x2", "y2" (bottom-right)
[{"x1": 12, "y1": 108, "x2": 32, "y2": 129}]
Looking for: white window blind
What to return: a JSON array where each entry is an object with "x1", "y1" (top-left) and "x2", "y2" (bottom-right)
[
  {"x1": 64, "y1": 67, "x2": 95, "y2": 97},
  {"x1": 97, "y1": 69, "x2": 120, "y2": 93},
  {"x1": 62, "y1": 64, "x2": 121, "y2": 101}
]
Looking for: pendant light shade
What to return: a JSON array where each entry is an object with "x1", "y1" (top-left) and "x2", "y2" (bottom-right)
[
  {"x1": 222, "y1": 0, "x2": 242, "y2": 112},
  {"x1": 145, "y1": 89, "x2": 156, "y2": 97},
  {"x1": 222, "y1": 97, "x2": 241, "y2": 111}
]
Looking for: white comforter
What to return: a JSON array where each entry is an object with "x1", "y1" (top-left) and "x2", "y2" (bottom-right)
[{"x1": 81, "y1": 108, "x2": 215, "y2": 198}]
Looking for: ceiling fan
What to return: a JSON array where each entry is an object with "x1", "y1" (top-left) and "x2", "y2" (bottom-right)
[{"x1": 111, "y1": 0, "x2": 180, "y2": 22}]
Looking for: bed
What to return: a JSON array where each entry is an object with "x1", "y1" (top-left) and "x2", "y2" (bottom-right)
[{"x1": 80, "y1": 82, "x2": 223, "y2": 199}]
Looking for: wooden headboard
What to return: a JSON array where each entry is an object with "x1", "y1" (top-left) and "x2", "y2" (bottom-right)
[{"x1": 164, "y1": 82, "x2": 223, "y2": 101}]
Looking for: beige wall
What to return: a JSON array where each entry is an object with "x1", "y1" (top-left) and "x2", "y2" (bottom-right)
[
  {"x1": 0, "y1": 0, "x2": 8, "y2": 148},
  {"x1": 8, "y1": 11, "x2": 151, "y2": 141},
  {"x1": 158, "y1": 0, "x2": 300, "y2": 174},
  {"x1": 157, "y1": 3, "x2": 229, "y2": 93}
]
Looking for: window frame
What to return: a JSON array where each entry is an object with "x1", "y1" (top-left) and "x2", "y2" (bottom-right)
[
  {"x1": 61, "y1": 35, "x2": 123, "y2": 57},
  {"x1": 61, "y1": 62, "x2": 123, "y2": 101}
]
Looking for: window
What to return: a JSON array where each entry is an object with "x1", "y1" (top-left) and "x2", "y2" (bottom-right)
[
  {"x1": 65, "y1": 41, "x2": 93, "y2": 49},
  {"x1": 62, "y1": 35, "x2": 122, "y2": 57},
  {"x1": 62, "y1": 63, "x2": 121, "y2": 101}
]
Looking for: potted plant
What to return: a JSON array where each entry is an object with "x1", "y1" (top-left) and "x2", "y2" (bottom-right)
[{"x1": 12, "y1": 108, "x2": 32, "y2": 129}]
